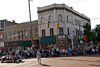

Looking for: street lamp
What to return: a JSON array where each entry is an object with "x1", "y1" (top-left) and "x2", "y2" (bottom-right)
[{"x1": 28, "y1": 0, "x2": 33, "y2": 46}]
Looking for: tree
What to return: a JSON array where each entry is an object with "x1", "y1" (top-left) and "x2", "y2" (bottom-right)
[
  {"x1": 95, "y1": 24, "x2": 100, "y2": 42},
  {"x1": 83, "y1": 23, "x2": 92, "y2": 42},
  {"x1": 91, "y1": 29, "x2": 97, "y2": 42}
]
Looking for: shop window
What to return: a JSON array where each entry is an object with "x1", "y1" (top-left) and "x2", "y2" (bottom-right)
[{"x1": 59, "y1": 27, "x2": 64, "y2": 35}]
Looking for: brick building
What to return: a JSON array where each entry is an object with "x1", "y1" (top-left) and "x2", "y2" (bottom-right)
[
  {"x1": 0, "y1": 19, "x2": 17, "y2": 47},
  {"x1": 4, "y1": 20, "x2": 39, "y2": 48}
]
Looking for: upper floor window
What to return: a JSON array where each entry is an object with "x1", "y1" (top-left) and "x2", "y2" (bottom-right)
[
  {"x1": 14, "y1": 31, "x2": 16, "y2": 40},
  {"x1": 21, "y1": 31, "x2": 23, "y2": 39},
  {"x1": 59, "y1": 27, "x2": 64, "y2": 35},
  {"x1": 42, "y1": 29, "x2": 45, "y2": 37},
  {"x1": 50, "y1": 28, "x2": 54, "y2": 36},
  {"x1": 25, "y1": 30, "x2": 28, "y2": 38},
  {"x1": 41, "y1": 17, "x2": 45, "y2": 24},
  {"x1": 58, "y1": 14, "x2": 63, "y2": 21},
  {"x1": 48, "y1": 15, "x2": 53, "y2": 22},
  {"x1": 18, "y1": 31, "x2": 20, "y2": 39},
  {"x1": 9, "y1": 32, "x2": 12, "y2": 40},
  {"x1": 1, "y1": 22, "x2": 4, "y2": 28},
  {"x1": 67, "y1": 16, "x2": 69, "y2": 22},
  {"x1": 5, "y1": 32, "x2": 8, "y2": 40}
]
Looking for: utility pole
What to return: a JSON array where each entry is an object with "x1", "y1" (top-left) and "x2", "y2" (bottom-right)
[
  {"x1": 28, "y1": 0, "x2": 33, "y2": 47},
  {"x1": 79, "y1": 21, "x2": 81, "y2": 42},
  {"x1": 70, "y1": 14, "x2": 74, "y2": 48}
]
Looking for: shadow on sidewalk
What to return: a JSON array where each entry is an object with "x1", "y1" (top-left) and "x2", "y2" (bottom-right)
[
  {"x1": 89, "y1": 64, "x2": 100, "y2": 67},
  {"x1": 2, "y1": 60, "x2": 25, "y2": 64},
  {"x1": 40, "y1": 63, "x2": 51, "y2": 67},
  {"x1": 61, "y1": 59, "x2": 100, "y2": 63}
]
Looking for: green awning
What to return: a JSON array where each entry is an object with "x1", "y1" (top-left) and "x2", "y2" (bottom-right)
[
  {"x1": 40, "y1": 36, "x2": 56, "y2": 44},
  {"x1": 20, "y1": 41, "x2": 32, "y2": 46}
]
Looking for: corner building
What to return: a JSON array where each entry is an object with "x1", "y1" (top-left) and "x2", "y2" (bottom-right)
[{"x1": 38, "y1": 4, "x2": 90, "y2": 48}]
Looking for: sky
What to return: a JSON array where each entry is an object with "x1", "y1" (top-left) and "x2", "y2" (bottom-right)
[{"x1": 0, "y1": 0, "x2": 100, "y2": 29}]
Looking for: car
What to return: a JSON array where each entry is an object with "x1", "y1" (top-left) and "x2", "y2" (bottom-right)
[{"x1": 1, "y1": 55, "x2": 22, "y2": 63}]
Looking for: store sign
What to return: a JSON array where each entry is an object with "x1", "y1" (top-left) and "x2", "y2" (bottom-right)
[{"x1": 58, "y1": 35, "x2": 65, "y2": 40}]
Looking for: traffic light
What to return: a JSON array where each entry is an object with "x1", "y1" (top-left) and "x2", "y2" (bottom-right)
[
  {"x1": 46, "y1": 21, "x2": 49, "y2": 28},
  {"x1": 56, "y1": 22, "x2": 59, "y2": 29}
]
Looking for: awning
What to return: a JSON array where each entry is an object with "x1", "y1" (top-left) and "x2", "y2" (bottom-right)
[
  {"x1": 20, "y1": 41, "x2": 32, "y2": 46},
  {"x1": 40, "y1": 36, "x2": 56, "y2": 44}
]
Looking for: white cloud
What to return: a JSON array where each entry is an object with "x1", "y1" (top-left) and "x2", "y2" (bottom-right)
[{"x1": 0, "y1": 0, "x2": 100, "y2": 29}]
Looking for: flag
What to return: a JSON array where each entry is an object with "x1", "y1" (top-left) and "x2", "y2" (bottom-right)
[{"x1": 83, "y1": 35, "x2": 87, "y2": 42}]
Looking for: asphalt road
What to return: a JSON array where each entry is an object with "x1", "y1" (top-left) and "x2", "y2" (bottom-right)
[{"x1": 0, "y1": 54, "x2": 100, "y2": 67}]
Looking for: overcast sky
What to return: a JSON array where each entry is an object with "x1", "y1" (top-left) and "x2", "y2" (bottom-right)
[{"x1": 0, "y1": 0, "x2": 100, "y2": 29}]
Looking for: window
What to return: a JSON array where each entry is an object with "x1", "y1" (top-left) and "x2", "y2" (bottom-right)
[
  {"x1": 41, "y1": 17, "x2": 45, "y2": 23},
  {"x1": 18, "y1": 31, "x2": 20, "y2": 39},
  {"x1": 67, "y1": 16, "x2": 69, "y2": 22},
  {"x1": 42, "y1": 29, "x2": 45, "y2": 36},
  {"x1": 59, "y1": 27, "x2": 63, "y2": 35},
  {"x1": 5, "y1": 32, "x2": 8, "y2": 40},
  {"x1": 21, "y1": 31, "x2": 23, "y2": 39},
  {"x1": 58, "y1": 14, "x2": 63, "y2": 21},
  {"x1": 67, "y1": 28, "x2": 70, "y2": 35},
  {"x1": 14, "y1": 32, "x2": 16, "y2": 40},
  {"x1": 48, "y1": 15, "x2": 53, "y2": 22},
  {"x1": 76, "y1": 30, "x2": 78, "y2": 35},
  {"x1": 9, "y1": 32, "x2": 12, "y2": 40},
  {"x1": 50, "y1": 28, "x2": 54, "y2": 36},
  {"x1": 0, "y1": 34, "x2": 3, "y2": 40},
  {"x1": 25, "y1": 30, "x2": 28, "y2": 38},
  {"x1": 1, "y1": 22, "x2": 4, "y2": 28}
]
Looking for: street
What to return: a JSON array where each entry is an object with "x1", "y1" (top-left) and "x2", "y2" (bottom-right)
[{"x1": 0, "y1": 54, "x2": 100, "y2": 67}]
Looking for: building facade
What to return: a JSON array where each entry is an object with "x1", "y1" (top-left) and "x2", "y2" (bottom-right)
[
  {"x1": 4, "y1": 20, "x2": 39, "y2": 48},
  {"x1": 38, "y1": 4, "x2": 91, "y2": 48},
  {"x1": 0, "y1": 19, "x2": 17, "y2": 48}
]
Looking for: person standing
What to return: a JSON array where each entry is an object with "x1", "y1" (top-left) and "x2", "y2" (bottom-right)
[{"x1": 36, "y1": 49, "x2": 41, "y2": 64}]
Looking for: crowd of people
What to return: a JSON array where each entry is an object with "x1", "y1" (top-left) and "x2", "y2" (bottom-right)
[{"x1": 0, "y1": 45, "x2": 100, "y2": 59}]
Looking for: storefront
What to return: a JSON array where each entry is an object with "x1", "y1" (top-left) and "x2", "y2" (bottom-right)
[{"x1": 40, "y1": 36, "x2": 56, "y2": 48}]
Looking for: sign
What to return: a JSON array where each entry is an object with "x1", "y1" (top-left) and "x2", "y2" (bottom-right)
[{"x1": 58, "y1": 35, "x2": 65, "y2": 40}]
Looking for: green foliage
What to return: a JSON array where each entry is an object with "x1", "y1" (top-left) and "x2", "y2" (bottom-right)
[
  {"x1": 95, "y1": 24, "x2": 100, "y2": 42},
  {"x1": 83, "y1": 23, "x2": 91, "y2": 42}
]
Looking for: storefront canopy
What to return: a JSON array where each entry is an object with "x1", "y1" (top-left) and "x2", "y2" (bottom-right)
[
  {"x1": 20, "y1": 41, "x2": 32, "y2": 46},
  {"x1": 40, "y1": 36, "x2": 56, "y2": 44}
]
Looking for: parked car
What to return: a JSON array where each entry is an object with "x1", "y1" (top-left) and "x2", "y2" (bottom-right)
[{"x1": 1, "y1": 54, "x2": 22, "y2": 63}]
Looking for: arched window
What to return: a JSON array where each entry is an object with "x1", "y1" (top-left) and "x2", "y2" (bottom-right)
[
  {"x1": 41, "y1": 17, "x2": 45, "y2": 23},
  {"x1": 58, "y1": 14, "x2": 63, "y2": 21},
  {"x1": 48, "y1": 15, "x2": 53, "y2": 22}
]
